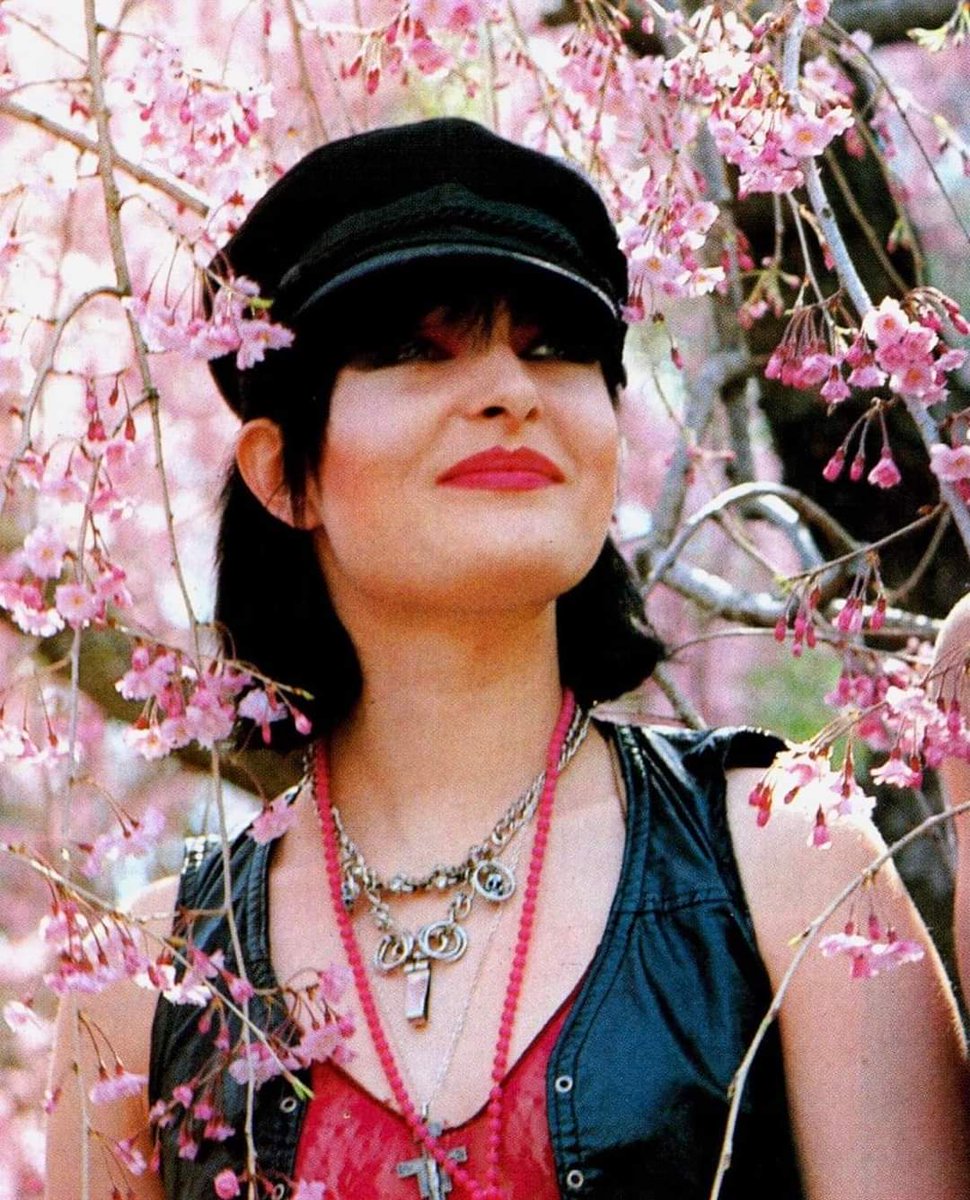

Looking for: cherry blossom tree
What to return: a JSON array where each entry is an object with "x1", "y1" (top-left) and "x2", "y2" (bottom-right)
[{"x1": 1, "y1": 1, "x2": 970, "y2": 1196}]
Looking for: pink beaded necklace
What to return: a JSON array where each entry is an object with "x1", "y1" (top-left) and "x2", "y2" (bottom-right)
[{"x1": 314, "y1": 691, "x2": 577, "y2": 1200}]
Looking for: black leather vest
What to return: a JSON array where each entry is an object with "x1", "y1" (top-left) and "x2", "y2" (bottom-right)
[{"x1": 149, "y1": 724, "x2": 803, "y2": 1199}]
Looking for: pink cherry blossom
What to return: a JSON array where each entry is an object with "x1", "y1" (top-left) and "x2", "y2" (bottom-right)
[
  {"x1": 89, "y1": 1066, "x2": 149, "y2": 1105},
  {"x1": 114, "y1": 1136, "x2": 148, "y2": 1175},
  {"x1": 318, "y1": 964, "x2": 352, "y2": 1006},
  {"x1": 227, "y1": 1040, "x2": 282, "y2": 1088},
  {"x1": 293, "y1": 1184, "x2": 327, "y2": 1200},
  {"x1": 286, "y1": 1022, "x2": 341, "y2": 1068},
  {"x1": 249, "y1": 792, "x2": 299, "y2": 844},
  {"x1": 214, "y1": 1168, "x2": 242, "y2": 1197},
  {"x1": 781, "y1": 109, "x2": 832, "y2": 158},
  {"x1": 797, "y1": 0, "x2": 831, "y2": 26},
  {"x1": 819, "y1": 919, "x2": 925, "y2": 978},
  {"x1": 867, "y1": 450, "x2": 902, "y2": 489},
  {"x1": 116, "y1": 646, "x2": 179, "y2": 702},
  {"x1": 53, "y1": 582, "x2": 101, "y2": 629},
  {"x1": 862, "y1": 297, "x2": 910, "y2": 345},
  {"x1": 870, "y1": 750, "x2": 923, "y2": 789},
  {"x1": 21, "y1": 525, "x2": 68, "y2": 579},
  {"x1": 929, "y1": 442, "x2": 970, "y2": 482},
  {"x1": 2, "y1": 583, "x2": 65, "y2": 637},
  {"x1": 237, "y1": 687, "x2": 288, "y2": 744},
  {"x1": 81, "y1": 806, "x2": 166, "y2": 878}
]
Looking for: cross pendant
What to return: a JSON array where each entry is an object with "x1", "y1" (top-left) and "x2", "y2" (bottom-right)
[{"x1": 395, "y1": 1121, "x2": 468, "y2": 1200}]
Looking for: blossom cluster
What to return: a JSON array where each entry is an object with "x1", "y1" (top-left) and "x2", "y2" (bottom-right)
[
  {"x1": 0, "y1": 527, "x2": 131, "y2": 639},
  {"x1": 773, "y1": 554, "x2": 888, "y2": 656},
  {"x1": 37, "y1": 884, "x2": 352, "y2": 1190},
  {"x1": 826, "y1": 641, "x2": 970, "y2": 773},
  {"x1": 338, "y1": 0, "x2": 486, "y2": 94},
  {"x1": 748, "y1": 743, "x2": 875, "y2": 845},
  {"x1": 763, "y1": 288, "x2": 969, "y2": 490},
  {"x1": 768, "y1": 290, "x2": 968, "y2": 412},
  {"x1": 148, "y1": 943, "x2": 352, "y2": 1181},
  {"x1": 111, "y1": 39, "x2": 275, "y2": 194},
  {"x1": 819, "y1": 913, "x2": 924, "y2": 978},
  {"x1": 0, "y1": 398, "x2": 138, "y2": 642},
  {"x1": 663, "y1": 7, "x2": 854, "y2": 198},
  {"x1": 117, "y1": 643, "x2": 310, "y2": 759},
  {"x1": 126, "y1": 275, "x2": 294, "y2": 371}
]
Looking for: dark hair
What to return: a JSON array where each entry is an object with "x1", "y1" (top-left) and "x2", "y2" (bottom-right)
[{"x1": 216, "y1": 264, "x2": 662, "y2": 751}]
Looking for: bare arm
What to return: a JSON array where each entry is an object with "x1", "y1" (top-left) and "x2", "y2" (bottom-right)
[
  {"x1": 727, "y1": 768, "x2": 970, "y2": 1200},
  {"x1": 45, "y1": 876, "x2": 179, "y2": 1200},
  {"x1": 931, "y1": 592, "x2": 970, "y2": 1001}
]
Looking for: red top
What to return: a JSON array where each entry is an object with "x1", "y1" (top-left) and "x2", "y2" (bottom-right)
[{"x1": 293, "y1": 995, "x2": 574, "y2": 1199}]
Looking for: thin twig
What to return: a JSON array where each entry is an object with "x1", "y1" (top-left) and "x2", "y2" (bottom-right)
[
  {"x1": 829, "y1": 13, "x2": 970, "y2": 251},
  {"x1": 283, "y1": 0, "x2": 329, "y2": 145},
  {"x1": 0, "y1": 839, "x2": 312, "y2": 1096},
  {"x1": 0, "y1": 286, "x2": 123, "y2": 521},
  {"x1": 651, "y1": 661, "x2": 706, "y2": 728},
  {"x1": 655, "y1": 553, "x2": 939, "y2": 641},
  {"x1": 641, "y1": 481, "x2": 859, "y2": 597},
  {"x1": 821, "y1": 146, "x2": 911, "y2": 296},
  {"x1": 81, "y1": 0, "x2": 201, "y2": 658},
  {"x1": 649, "y1": 349, "x2": 750, "y2": 548},
  {"x1": 784, "y1": 504, "x2": 944, "y2": 583},
  {"x1": 885, "y1": 507, "x2": 952, "y2": 603},
  {"x1": 210, "y1": 750, "x2": 259, "y2": 1191}
]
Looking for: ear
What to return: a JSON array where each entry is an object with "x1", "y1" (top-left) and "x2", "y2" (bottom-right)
[{"x1": 235, "y1": 418, "x2": 318, "y2": 530}]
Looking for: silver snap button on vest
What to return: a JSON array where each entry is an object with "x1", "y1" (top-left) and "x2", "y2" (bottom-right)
[
  {"x1": 280, "y1": 1095, "x2": 299, "y2": 1114},
  {"x1": 554, "y1": 1073, "x2": 574, "y2": 1094},
  {"x1": 271, "y1": 1185, "x2": 287, "y2": 1200},
  {"x1": 565, "y1": 1168, "x2": 585, "y2": 1190}
]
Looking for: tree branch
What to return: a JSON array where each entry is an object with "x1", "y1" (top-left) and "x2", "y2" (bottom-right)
[
  {"x1": 0, "y1": 97, "x2": 209, "y2": 216},
  {"x1": 782, "y1": 11, "x2": 970, "y2": 558}
]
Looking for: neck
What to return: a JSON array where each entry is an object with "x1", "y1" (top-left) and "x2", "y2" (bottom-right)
[{"x1": 323, "y1": 603, "x2": 566, "y2": 868}]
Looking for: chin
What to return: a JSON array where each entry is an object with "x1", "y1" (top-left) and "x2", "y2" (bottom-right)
[{"x1": 428, "y1": 544, "x2": 600, "y2": 610}]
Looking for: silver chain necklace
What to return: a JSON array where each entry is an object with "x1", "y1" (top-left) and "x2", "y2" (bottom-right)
[{"x1": 329, "y1": 706, "x2": 590, "y2": 1025}]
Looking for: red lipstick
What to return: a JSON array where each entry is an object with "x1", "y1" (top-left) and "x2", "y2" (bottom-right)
[{"x1": 437, "y1": 446, "x2": 565, "y2": 491}]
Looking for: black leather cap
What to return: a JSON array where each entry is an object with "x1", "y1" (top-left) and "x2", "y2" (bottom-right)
[{"x1": 208, "y1": 118, "x2": 628, "y2": 412}]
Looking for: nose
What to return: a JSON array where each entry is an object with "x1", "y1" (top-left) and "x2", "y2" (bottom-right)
[{"x1": 468, "y1": 341, "x2": 541, "y2": 425}]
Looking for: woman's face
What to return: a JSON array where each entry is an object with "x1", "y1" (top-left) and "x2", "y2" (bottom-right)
[{"x1": 302, "y1": 300, "x2": 620, "y2": 620}]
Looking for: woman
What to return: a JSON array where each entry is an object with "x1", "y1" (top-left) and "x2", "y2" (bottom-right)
[{"x1": 46, "y1": 118, "x2": 969, "y2": 1200}]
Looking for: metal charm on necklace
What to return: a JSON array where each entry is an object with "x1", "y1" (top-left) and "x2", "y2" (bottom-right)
[
  {"x1": 375, "y1": 913, "x2": 471, "y2": 1026},
  {"x1": 329, "y1": 706, "x2": 591, "y2": 1025},
  {"x1": 471, "y1": 859, "x2": 515, "y2": 902}
]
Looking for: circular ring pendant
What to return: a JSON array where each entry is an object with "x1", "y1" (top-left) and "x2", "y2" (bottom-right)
[
  {"x1": 374, "y1": 930, "x2": 414, "y2": 972},
  {"x1": 418, "y1": 920, "x2": 468, "y2": 963},
  {"x1": 471, "y1": 859, "x2": 516, "y2": 903}
]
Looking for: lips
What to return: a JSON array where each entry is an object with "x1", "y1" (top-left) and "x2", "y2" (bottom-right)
[{"x1": 437, "y1": 446, "x2": 565, "y2": 490}]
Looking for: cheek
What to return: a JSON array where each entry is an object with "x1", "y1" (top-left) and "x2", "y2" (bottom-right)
[{"x1": 571, "y1": 392, "x2": 620, "y2": 506}]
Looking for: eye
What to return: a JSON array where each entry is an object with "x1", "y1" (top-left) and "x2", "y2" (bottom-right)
[
  {"x1": 521, "y1": 332, "x2": 597, "y2": 364},
  {"x1": 349, "y1": 335, "x2": 448, "y2": 370}
]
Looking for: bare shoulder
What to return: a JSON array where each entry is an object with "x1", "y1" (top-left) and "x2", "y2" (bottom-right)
[
  {"x1": 722, "y1": 767, "x2": 970, "y2": 1200},
  {"x1": 935, "y1": 592, "x2": 970, "y2": 664},
  {"x1": 723, "y1": 767, "x2": 900, "y2": 966}
]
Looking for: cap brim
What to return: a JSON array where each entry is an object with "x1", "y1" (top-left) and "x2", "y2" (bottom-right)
[{"x1": 288, "y1": 243, "x2": 621, "y2": 324}]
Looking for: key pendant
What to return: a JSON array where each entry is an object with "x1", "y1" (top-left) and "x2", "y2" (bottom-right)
[{"x1": 404, "y1": 954, "x2": 432, "y2": 1026}]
